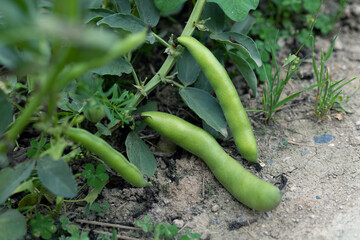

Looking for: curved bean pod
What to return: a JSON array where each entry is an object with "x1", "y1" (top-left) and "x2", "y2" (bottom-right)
[
  {"x1": 64, "y1": 127, "x2": 151, "y2": 187},
  {"x1": 142, "y1": 111, "x2": 282, "y2": 211},
  {"x1": 177, "y1": 36, "x2": 258, "y2": 163}
]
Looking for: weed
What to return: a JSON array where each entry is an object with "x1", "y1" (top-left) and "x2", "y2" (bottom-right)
[
  {"x1": 262, "y1": 42, "x2": 317, "y2": 122},
  {"x1": 312, "y1": 34, "x2": 359, "y2": 120},
  {"x1": 135, "y1": 215, "x2": 201, "y2": 240},
  {"x1": 59, "y1": 216, "x2": 90, "y2": 240},
  {"x1": 82, "y1": 164, "x2": 109, "y2": 189},
  {"x1": 84, "y1": 201, "x2": 110, "y2": 217},
  {"x1": 29, "y1": 213, "x2": 57, "y2": 239},
  {"x1": 27, "y1": 138, "x2": 51, "y2": 158}
]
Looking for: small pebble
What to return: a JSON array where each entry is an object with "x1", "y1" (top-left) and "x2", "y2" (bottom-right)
[
  {"x1": 313, "y1": 134, "x2": 335, "y2": 144},
  {"x1": 301, "y1": 151, "x2": 309, "y2": 156},
  {"x1": 355, "y1": 120, "x2": 360, "y2": 126},
  {"x1": 316, "y1": 196, "x2": 321, "y2": 199},
  {"x1": 353, "y1": 136, "x2": 360, "y2": 145},
  {"x1": 211, "y1": 204, "x2": 220, "y2": 212},
  {"x1": 173, "y1": 219, "x2": 184, "y2": 228},
  {"x1": 270, "y1": 230, "x2": 280, "y2": 238},
  {"x1": 200, "y1": 230, "x2": 211, "y2": 240}
]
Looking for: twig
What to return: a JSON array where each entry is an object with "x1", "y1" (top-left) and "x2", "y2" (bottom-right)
[
  {"x1": 75, "y1": 219, "x2": 141, "y2": 231},
  {"x1": 81, "y1": 228, "x2": 140, "y2": 240}
]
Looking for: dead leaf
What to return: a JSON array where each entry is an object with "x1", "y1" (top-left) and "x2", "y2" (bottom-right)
[{"x1": 334, "y1": 113, "x2": 344, "y2": 121}]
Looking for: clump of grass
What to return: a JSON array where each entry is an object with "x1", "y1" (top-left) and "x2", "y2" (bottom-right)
[
  {"x1": 312, "y1": 33, "x2": 359, "y2": 120},
  {"x1": 262, "y1": 42, "x2": 317, "y2": 123}
]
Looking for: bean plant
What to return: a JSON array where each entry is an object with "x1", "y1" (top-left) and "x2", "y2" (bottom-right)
[{"x1": 0, "y1": 0, "x2": 351, "y2": 238}]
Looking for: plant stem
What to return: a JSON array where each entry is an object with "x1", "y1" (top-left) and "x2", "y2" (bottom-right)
[
  {"x1": 1, "y1": 54, "x2": 69, "y2": 152},
  {"x1": 152, "y1": 32, "x2": 172, "y2": 48},
  {"x1": 129, "y1": 0, "x2": 206, "y2": 108}
]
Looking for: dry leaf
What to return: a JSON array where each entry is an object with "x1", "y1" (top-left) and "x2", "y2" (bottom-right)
[{"x1": 334, "y1": 113, "x2": 344, "y2": 121}]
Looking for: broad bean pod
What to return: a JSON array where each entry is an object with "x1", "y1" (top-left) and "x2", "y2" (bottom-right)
[
  {"x1": 177, "y1": 36, "x2": 258, "y2": 163},
  {"x1": 142, "y1": 111, "x2": 282, "y2": 211},
  {"x1": 64, "y1": 127, "x2": 151, "y2": 187}
]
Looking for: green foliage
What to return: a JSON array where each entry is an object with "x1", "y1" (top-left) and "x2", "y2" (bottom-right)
[
  {"x1": 312, "y1": 35, "x2": 359, "y2": 119},
  {"x1": 125, "y1": 131, "x2": 157, "y2": 178},
  {"x1": 85, "y1": 201, "x2": 110, "y2": 217},
  {"x1": 29, "y1": 214, "x2": 57, "y2": 239},
  {"x1": 0, "y1": 209, "x2": 27, "y2": 240},
  {"x1": 262, "y1": 47, "x2": 317, "y2": 122},
  {"x1": 27, "y1": 138, "x2": 51, "y2": 158},
  {"x1": 82, "y1": 164, "x2": 109, "y2": 189},
  {"x1": 135, "y1": 216, "x2": 200, "y2": 240},
  {"x1": 0, "y1": 89, "x2": 13, "y2": 136},
  {"x1": 60, "y1": 216, "x2": 90, "y2": 240},
  {"x1": 249, "y1": 0, "x2": 347, "y2": 81},
  {"x1": 37, "y1": 156, "x2": 78, "y2": 198}
]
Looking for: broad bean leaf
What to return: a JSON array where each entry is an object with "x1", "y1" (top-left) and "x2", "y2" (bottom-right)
[
  {"x1": 0, "y1": 160, "x2": 35, "y2": 204},
  {"x1": 179, "y1": 87, "x2": 228, "y2": 138},
  {"x1": 194, "y1": 71, "x2": 213, "y2": 93},
  {"x1": 210, "y1": 32, "x2": 262, "y2": 67},
  {"x1": 231, "y1": 15, "x2": 256, "y2": 35},
  {"x1": 91, "y1": 57, "x2": 132, "y2": 76},
  {"x1": 153, "y1": 0, "x2": 187, "y2": 13},
  {"x1": 125, "y1": 131, "x2": 157, "y2": 178},
  {"x1": 177, "y1": 49, "x2": 201, "y2": 86},
  {"x1": 37, "y1": 156, "x2": 77, "y2": 198},
  {"x1": 201, "y1": 2, "x2": 225, "y2": 33},
  {"x1": 97, "y1": 13, "x2": 147, "y2": 33},
  {"x1": 228, "y1": 51, "x2": 258, "y2": 97},
  {"x1": 135, "y1": 0, "x2": 160, "y2": 27},
  {"x1": 0, "y1": 89, "x2": 13, "y2": 136},
  {"x1": 114, "y1": 0, "x2": 132, "y2": 14},
  {"x1": 0, "y1": 209, "x2": 26, "y2": 240},
  {"x1": 208, "y1": 0, "x2": 259, "y2": 21},
  {"x1": 85, "y1": 8, "x2": 114, "y2": 23}
]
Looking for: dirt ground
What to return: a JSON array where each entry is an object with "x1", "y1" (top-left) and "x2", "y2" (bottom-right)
[{"x1": 69, "y1": 2, "x2": 360, "y2": 240}]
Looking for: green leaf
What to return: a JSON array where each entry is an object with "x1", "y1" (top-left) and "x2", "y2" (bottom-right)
[
  {"x1": 303, "y1": 0, "x2": 321, "y2": 14},
  {"x1": 29, "y1": 214, "x2": 57, "y2": 239},
  {"x1": 201, "y1": 2, "x2": 225, "y2": 33},
  {"x1": 228, "y1": 51, "x2": 258, "y2": 97},
  {"x1": 26, "y1": 149, "x2": 38, "y2": 158},
  {"x1": 0, "y1": 46, "x2": 23, "y2": 71},
  {"x1": 84, "y1": 183, "x2": 106, "y2": 205},
  {"x1": 0, "y1": 154, "x2": 9, "y2": 168},
  {"x1": 85, "y1": 8, "x2": 114, "y2": 23},
  {"x1": 177, "y1": 49, "x2": 201, "y2": 86},
  {"x1": 0, "y1": 89, "x2": 13, "y2": 136},
  {"x1": 82, "y1": 164, "x2": 95, "y2": 179},
  {"x1": 0, "y1": 209, "x2": 27, "y2": 240},
  {"x1": 0, "y1": 160, "x2": 35, "y2": 204},
  {"x1": 210, "y1": 32, "x2": 262, "y2": 67},
  {"x1": 179, "y1": 87, "x2": 228, "y2": 138},
  {"x1": 91, "y1": 58, "x2": 132, "y2": 76},
  {"x1": 114, "y1": 0, "x2": 132, "y2": 14},
  {"x1": 97, "y1": 13, "x2": 147, "y2": 33},
  {"x1": 324, "y1": 32, "x2": 339, "y2": 62},
  {"x1": 37, "y1": 156, "x2": 78, "y2": 198},
  {"x1": 135, "y1": 0, "x2": 160, "y2": 27},
  {"x1": 125, "y1": 131, "x2": 157, "y2": 178},
  {"x1": 231, "y1": 15, "x2": 256, "y2": 35},
  {"x1": 153, "y1": 0, "x2": 187, "y2": 13},
  {"x1": 194, "y1": 71, "x2": 213, "y2": 93},
  {"x1": 208, "y1": 0, "x2": 259, "y2": 21}
]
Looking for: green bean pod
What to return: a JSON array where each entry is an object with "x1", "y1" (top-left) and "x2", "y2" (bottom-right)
[
  {"x1": 64, "y1": 127, "x2": 151, "y2": 187},
  {"x1": 142, "y1": 111, "x2": 282, "y2": 211},
  {"x1": 177, "y1": 36, "x2": 258, "y2": 163}
]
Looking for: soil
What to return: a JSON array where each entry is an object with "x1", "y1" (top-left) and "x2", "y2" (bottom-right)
[{"x1": 63, "y1": 2, "x2": 360, "y2": 240}]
